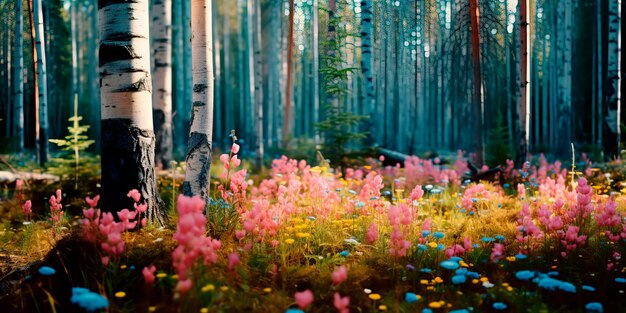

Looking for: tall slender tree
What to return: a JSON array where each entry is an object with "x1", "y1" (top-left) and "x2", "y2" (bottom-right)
[
  {"x1": 605, "y1": 0, "x2": 622, "y2": 159},
  {"x1": 99, "y1": 0, "x2": 166, "y2": 224},
  {"x1": 469, "y1": 0, "x2": 484, "y2": 165},
  {"x1": 516, "y1": 0, "x2": 530, "y2": 165},
  {"x1": 183, "y1": 0, "x2": 214, "y2": 205},
  {"x1": 152, "y1": 0, "x2": 174, "y2": 169},
  {"x1": 360, "y1": 0, "x2": 374, "y2": 145},
  {"x1": 284, "y1": 0, "x2": 295, "y2": 147},
  {"x1": 13, "y1": 0, "x2": 24, "y2": 151},
  {"x1": 32, "y1": 0, "x2": 49, "y2": 165}
]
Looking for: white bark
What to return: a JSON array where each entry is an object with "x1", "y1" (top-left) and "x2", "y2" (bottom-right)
[
  {"x1": 151, "y1": 0, "x2": 173, "y2": 168},
  {"x1": 33, "y1": 0, "x2": 48, "y2": 164},
  {"x1": 13, "y1": 0, "x2": 24, "y2": 151},
  {"x1": 183, "y1": 0, "x2": 214, "y2": 203},
  {"x1": 605, "y1": 0, "x2": 622, "y2": 158}
]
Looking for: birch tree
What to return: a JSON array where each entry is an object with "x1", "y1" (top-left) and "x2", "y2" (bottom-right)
[
  {"x1": 284, "y1": 0, "x2": 295, "y2": 147},
  {"x1": 556, "y1": 0, "x2": 572, "y2": 156},
  {"x1": 32, "y1": 0, "x2": 49, "y2": 165},
  {"x1": 469, "y1": 0, "x2": 484, "y2": 165},
  {"x1": 99, "y1": 0, "x2": 166, "y2": 224},
  {"x1": 360, "y1": 0, "x2": 374, "y2": 144},
  {"x1": 13, "y1": 0, "x2": 24, "y2": 151},
  {"x1": 516, "y1": 0, "x2": 530, "y2": 165},
  {"x1": 182, "y1": 0, "x2": 214, "y2": 205},
  {"x1": 605, "y1": 0, "x2": 621, "y2": 159},
  {"x1": 152, "y1": 0, "x2": 173, "y2": 169}
]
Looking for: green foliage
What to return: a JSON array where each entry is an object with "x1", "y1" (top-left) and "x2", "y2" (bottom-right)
[
  {"x1": 48, "y1": 101, "x2": 95, "y2": 189},
  {"x1": 316, "y1": 5, "x2": 369, "y2": 172},
  {"x1": 485, "y1": 114, "x2": 513, "y2": 167}
]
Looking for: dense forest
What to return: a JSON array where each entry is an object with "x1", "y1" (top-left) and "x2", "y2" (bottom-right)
[
  {"x1": 1, "y1": 1, "x2": 626, "y2": 312},
  {"x1": 0, "y1": 0, "x2": 624, "y2": 165}
]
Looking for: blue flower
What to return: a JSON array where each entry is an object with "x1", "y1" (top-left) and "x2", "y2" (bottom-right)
[
  {"x1": 472, "y1": 243, "x2": 480, "y2": 248},
  {"x1": 615, "y1": 277, "x2": 626, "y2": 283},
  {"x1": 38, "y1": 266, "x2": 56, "y2": 276},
  {"x1": 492, "y1": 302, "x2": 507, "y2": 310},
  {"x1": 405, "y1": 292, "x2": 419, "y2": 303},
  {"x1": 481, "y1": 237, "x2": 495, "y2": 243},
  {"x1": 534, "y1": 276, "x2": 576, "y2": 293},
  {"x1": 433, "y1": 232, "x2": 444, "y2": 239},
  {"x1": 495, "y1": 235, "x2": 506, "y2": 242},
  {"x1": 286, "y1": 309, "x2": 305, "y2": 313},
  {"x1": 355, "y1": 201, "x2": 365, "y2": 209},
  {"x1": 419, "y1": 268, "x2": 432, "y2": 273},
  {"x1": 452, "y1": 275, "x2": 466, "y2": 285},
  {"x1": 406, "y1": 264, "x2": 415, "y2": 271},
  {"x1": 585, "y1": 302, "x2": 603, "y2": 312},
  {"x1": 370, "y1": 196, "x2": 378, "y2": 200},
  {"x1": 422, "y1": 309, "x2": 433, "y2": 313},
  {"x1": 71, "y1": 287, "x2": 109, "y2": 312},
  {"x1": 339, "y1": 250, "x2": 349, "y2": 257},
  {"x1": 417, "y1": 244, "x2": 427, "y2": 252},
  {"x1": 348, "y1": 189, "x2": 358, "y2": 195},
  {"x1": 455, "y1": 268, "x2": 468, "y2": 276},
  {"x1": 440, "y1": 260, "x2": 460, "y2": 270},
  {"x1": 436, "y1": 244, "x2": 445, "y2": 250},
  {"x1": 582, "y1": 285, "x2": 596, "y2": 292},
  {"x1": 515, "y1": 270, "x2": 535, "y2": 281},
  {"x1": 503, "y1": 183, "x2": 510, "y2": 188},
  {"x1": 515, "y1": 253, "x2": 528, "y2": 260},
  {"x1": 449, "y1": 256, "x2": 463, "y2": 262},
  {"x1": 449, "y1": 309, "x2": 470, "y2": 313},
  {"x1": 422, "y1": 230, "x2": 431, "y2": 237}
]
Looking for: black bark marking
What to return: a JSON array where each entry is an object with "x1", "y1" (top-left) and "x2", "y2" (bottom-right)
[
  {"x1": 193, "y1": 84, "x2": 208, "y2": 93},
  {"x1": 182, "y1": 132, "x2": 212, "y2": 205},
  {"x1": 113, "y1": 77, "x2": 152, "y2": 93},
  {"x1": 99, "y1": 43, "x2": 140, "y2": 66},
  {"x1": 100, "y1": 119, "x2": 167, "y2": 226}
]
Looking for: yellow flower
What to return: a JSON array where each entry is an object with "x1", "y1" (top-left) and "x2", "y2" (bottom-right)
[
  {"x1": 427, "y1": 286, "x2": 435, "y2": 291},
  {"x1": 378, "y1": 305, "x2": 387, "y2": 311},
  {"x1": 480, "y1": 277, "x2": 489, "y2": 282},
  {"x1": 156, "y1": 273, "x2": 167, "y2": 278},
  {"x1": 171, "y1": 274, "x2": 179, "y2": 280},
  {"x1": 296, "y1": 232, "x2": 311, "y2": 238},
  {"x1": 420, "y1": 279, "x2": 429, "y2": 285},
  {"x1": 200, "y1": 308, "x2": 209, "y2": 313},
  {"x1": 369, "y1": 293, "x2": 381, "y2": 300},
  {"x1": 428, "y1": 242, "x2": 438, "y2": 248},
  {"x1": 114, "y1": 291, "x2": 126, "y2": 298},
  {"x1": 263, "y1": 287, "x2": 272, "y2": 293},
  {"x1": 459, "y1": 261, "x2": 469, "y2": 267},
  {"x1": 285, "y1": 238, "x2": 295, "y2": 244},
  {"x1": 220, "y1": 286, "x2": 229, "y2": 291},
  {"x1": 472, "y1": 279, "x2": 479, "y2": 284},
  {"x1": 120, "y1": 265, "x2": 127, "y2": 270},
  {"x1": 506, "y1": 286, "x2": 513, "y2": 292},
  {"x1": 148, "y1": 306, "x2": 156, "y2": 312},
  {"x1": 201, "y1": 284, "x2": 215, "y2": 292},
  {"x1": 429, "y1": 301, "x2": 444, "y2": 309},
  {"x1": 433, "y1": 277, "x2": 443, "y2": 284},
  {"x1": 506, "y1": 256, "x2": 516, "y2": 262}
]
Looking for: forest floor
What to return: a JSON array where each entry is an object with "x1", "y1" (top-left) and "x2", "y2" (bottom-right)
[{"x1": 0, "y1": 151, "x2": 626, "y2": 313}]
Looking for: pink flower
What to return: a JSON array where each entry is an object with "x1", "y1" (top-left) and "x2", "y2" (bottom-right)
[
  {"x1": 333, "y1": 292, "x2": 350, "y2": 313},
  {"x1": 85, "y1": 195, "x2": 100, "y2": 208},
  {"x1": 235, "y1": 230, "x2": 246, "y2": 240},
  {"x1": 295, "y1": 289, "x2": 314, "y2": 309},
  {"x1": 366, "y1": 222, "x2": 379, "y2": 244},
  {"x1": 228, "y1": 252, "x2": 240, "y2": 271},
  {"x1": 101, "y1": 256, "x2": 110, "y2": 266},
  {"x1": 231, "y1": 143, "x2": 240, "y2": 154},
  {"x1": 22, "y1": 200, "x2": 32, "y2": 216},
  {"x1": 177, "y1": 279, "x2": 192, "y2": 293},
  {"x1": 331, "y1": 266, "x2": 348, "y2": 286},
  {"x1": 142, "y1": 265, "x2": 156, "y2": 284},
  {"x1": 410, "y1": 185, "x2": 424, "y2": 201},
  {"x1": 490, "y1": 243, "x2": 504, "y2": 262},
  {"x1": 127, "y1": 189, "x2": 141, "y2": 203},
  {"x1": 134, "y1": 203, "x2": 147, "y2": 213}
]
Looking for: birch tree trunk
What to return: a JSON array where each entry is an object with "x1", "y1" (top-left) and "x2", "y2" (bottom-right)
[
  {"x1": 99, "y1": 0, "x2": 166, "y2": 225},
  {"x1": 312, "y1": 0, "x2": 320, "y2": 147},
  {"x1": 516, "y1": 0, "x2": 530, "y2": 165},
  {"x1": 252, "y1": 0, "x2": 264, "y2": 166},
  {"x1": 32, "y1": 0, "x2": 48, "y2": 165},
  {"x1": 182, "y1": 0, "x2": 214, "y2": 205},
  {"x1": 469, "y1": 0, "x2": 484, "y2": 165},
  {"x1": 360, "y1": 0, "x2": 375, "y2": 145},
  {"x1": 556, "y1": 0, "x2": 572, "y2": 157},
  {"x1": 284, "y1": 0, "x2": 295, "y2": 147},
  {"x1": 152, "y1": 0, "x2": 173, "y2": 169},
  {"x1": 13, "y1": 0, "x2": 24, "y2": 151},
  {"x1": 605, "y1": 0, "x2": 622, "y2": 159}
]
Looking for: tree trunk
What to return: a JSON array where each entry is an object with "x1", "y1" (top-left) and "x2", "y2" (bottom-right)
[
  {"x1": 152, "y1": 0, "x2": 173, "y2": 169},
  {"x1": 556, "y1": 0, "x2": 573, "y2": 157},
  {"x1": 182, "y1": 0, "x2": 214, "y2": 206},
  {"x1": 605, "y1": 0, "x2": 621, "y2": 159},
  {"x1": 32, "y1": 0, "x2": 48, "y2": 165},
  {"x1": 516, "y1": 0, "x2": 530, "y2": 165},
  {"x1": 312, "y1": 0, "x2": 320, "y2": 147},
  {"x1": 284, "y1": 0, "x2": 294, "y2": 147},
  {"x1": 99, "y1": 0, "x2": 166, "y2": 225},
  {"x1": 360, "y1": 0, "x2": 374, "y2": 146},
  {"x1": 252, "y1": 0, "x2": 264, "y2": 166},
  {"x1": 469, "y1": 0, "x2": 483, "y2": 165},
  {"x1": 14, "y1": 0, "x2": 24, "y2": 151}
]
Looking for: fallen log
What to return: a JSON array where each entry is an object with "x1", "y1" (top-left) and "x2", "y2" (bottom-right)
[{"x1": 0, "y1": 171, "x2": 60, "y2": 184}]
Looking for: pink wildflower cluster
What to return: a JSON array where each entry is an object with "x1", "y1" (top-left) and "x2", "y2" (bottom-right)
[
  {"x1": 560, "y1": 226, "x2": 587, "y2": 256},
  {"x1": 333, "y1": 292, "x2": 350, "y2": 313},
  {"x1": 490, "y1": 243, "x2": 505, "y2": 262},
  {"x1": 99, "y1": 211, "x2": 126, "y2": 266},
  {"x1": 595, "y1": 196, "x2": 626, "y2": 242},
  {"x1": 331, "y1": 265, "x2": 348, "y2": 286},
  {"x1": 126, "y1": 189, "x2": 147, "y2": 228},
  {"x1": 403, "y1": 155, "x2": 460, "y2": 189},
  {"x1": 388, "y1": 204, "x2": 413, "y2": 258},
  {"x1": 461, "y1": 184, "x2": 489, "y2": 213},
  {"x1": 81, "y1": 195, "x2": 101, "y2": 243},
  {"x1": 567, "y1": 178, "x2": 594, "y2": 224},
  {"x1": 172, "y1": 195, "x2": 221, "y2": 293},
  {"x1": 358, "y1": 171, "x2": 384, "y2": 202},
  {"x1": 22, "y1": 200, "x2": 32, "y2": 220},
  {"x1": 516, "y1": 203, "x2": 544, "y2": 254},
  {"x1": 239, "y1": 199, "x2": 279, "y2": 246},
  {"x1": 218, "y1": 143, "x2": 248, "y2": 203},
  {"x1": 49, "y1": 189, "x2": 64, "y2": 222}
]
